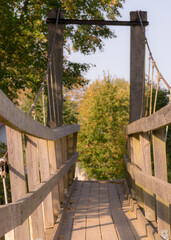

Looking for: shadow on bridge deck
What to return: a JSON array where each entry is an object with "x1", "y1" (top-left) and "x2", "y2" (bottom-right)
[{"x1": 45, "y1": 180, "x2": 161, "y2": 240}]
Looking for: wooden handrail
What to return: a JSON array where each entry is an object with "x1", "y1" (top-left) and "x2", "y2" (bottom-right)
[
  {"x1": 0, "y1": 89, "x2": 80, "y2": 140},
  {"x1": 124, "y1": 155, "x2": 171, "y2": 204},
  {"x1": 126, "y1": 103, "x2": 171, "y2": 135},
  {"x1": 0, "y1": 152, "x2": 78, "y2": 237}
]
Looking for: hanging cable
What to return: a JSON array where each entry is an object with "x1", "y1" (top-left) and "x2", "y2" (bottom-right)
[
  {"x1": 149, "y1": 62, "x2": 155, "y2": 115},
  {"x1": 145, "y1": 56, "x2": 151, "y2": 116},
  {"x1": 138, "y1": 11, "x2": 171, "y2": 90},
  {"x1": 153, "y1": 76, "x2": 160, "y2": 113},
  {"x1": 29, "y1": 8, "x2": 60, "y2": 116}
]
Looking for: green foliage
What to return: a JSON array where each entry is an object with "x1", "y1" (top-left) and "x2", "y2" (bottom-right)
[
  {"x1": 0, "y1": 0, "x2": 125, "y2": 101},
  {"x1": 63, "y1": 97, "x2": 78, "y2": 126},
  {"x1": 78, "y1": 76, "x2": 129, "y2": 180},
  {"x1": 18, "y1": 89, "x2": 47, "y2": 124},
  {"x1": 146, "y1": 84, "x2": 170, "y2": 115},
  {"x1": 145, "y1": 84, "x2": 171, "y2": 181}
]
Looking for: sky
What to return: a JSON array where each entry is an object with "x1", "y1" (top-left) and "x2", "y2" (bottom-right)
[{"x1": 68, "y1": 0, "x2": 171, "y2": 89}]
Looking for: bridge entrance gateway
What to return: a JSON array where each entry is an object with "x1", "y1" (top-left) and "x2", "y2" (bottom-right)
[{"x1": 0, "y1": 9, "x2": 170, "y2": 240}]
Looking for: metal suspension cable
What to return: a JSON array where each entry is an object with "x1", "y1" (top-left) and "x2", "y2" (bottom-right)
[
  {"x1": 138, "y1": 11, "x2": 171, "y2": 91},
  {"x1": 29, "y1": 8, "x2": 60, "y2": 116}
]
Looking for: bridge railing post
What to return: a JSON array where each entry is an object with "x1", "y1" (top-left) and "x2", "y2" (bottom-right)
[
  {"x1": 152, "y1": 128, "x2": 170, "y2": 238},
  {"x1": 130, "y1": 11, "x2": 146, "y2": 123},
  {"x1": 6, "y1": 127, "x2": 30, "y2": 240},
  {"x1": 47, "y1": 9, "x2": 63, "y2": 128}
]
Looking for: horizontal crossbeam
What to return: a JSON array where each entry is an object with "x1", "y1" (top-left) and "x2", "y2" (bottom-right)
[{"x1": 46, "y1": 18, "x2": 149, "y2": 26}]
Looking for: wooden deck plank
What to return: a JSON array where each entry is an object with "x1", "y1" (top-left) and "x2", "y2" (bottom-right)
[
  {"x1": 71, "y1": 182, "x2": 91, "y2": 240},
  {"x1": 108, "y1": 183, "x2": 136, "y2": 240},
  {"x1": 86, "y1": 182, "x2": 102, "y2": 240},
  {"x1": 99, "y1": 183, "x2": 118, "y2": 240},
  {"x1": 57, "y1": 181, "x2": 83, "y2": 240},
  {"x1": 56, "y1": 181, "x2": 158, "y2": 240},
  {"x1": 116, "y1": 184, "x2": 148, "y2": 240}
]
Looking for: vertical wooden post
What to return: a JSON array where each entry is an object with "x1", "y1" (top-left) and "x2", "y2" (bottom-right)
[
  {"x1": 25, "y1": 135, "x2": 44, "y2": 240},
  {"x1": 130, "y1": 11, "x2": 146, "y2": 123},
  {"x1": 61, "y1": 137, "x2": 68, "y2": 190},
  {"x1": 67, "y1": 133, "x2": 77, "y2": 184},
  {"x1": 55, "y1": 139, "x2": 65, "y2": 202},
  {"x1": 48, "y1": 141, "x2": 60, "y2": 217},
  {"x1": 129, "y1": 136, "x2": 136, "y2": 198},
  {"x1": 47, "y1": 9, "x2": 63, "y2": 128},
  {"x1": 37, "y1": 139, "x2": 54, "y2": 228},
  {"x1": 131, "y1": 134, "x2": 144, "y2": 208},
  {"x1": 152, "y1": 128, "x2": 170, "y2": 238},
  {"x1": 140, "y1": 133, "x2": 155, "y2": 222},
  {"x1": 6, "y1": 127, "x2": 30, "y2": 240}
]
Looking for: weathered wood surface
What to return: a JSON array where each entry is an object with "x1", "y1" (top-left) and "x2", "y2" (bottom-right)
[
  {"x1": 48, "y1": 140, "x2": 60, "y2": 217},
  {"x1": 152, "y1": 128, "x2": 170, "y2": 237},
  {"x1": 61, "y1": 136, "x2": 68, "y2": 189},
  {"x1": 47, "y1": 9, "x2": 63, "y2": 128},
  {"x1": 55, "y1": 139, "x2": 65, "y2": 202},
  {"x1": 139, "y1": 133, "x2": 155, "y2": 221},
  {"x1": 6, "y1": 127, "x2": 30, "y2": 240},
  {"x1": 108, "y1": 183, "x2": 135, "y2": 239},
  {"x1": 99, "y1": 183, "x2": 118, "y2": 240},
  {"x1": 38, "y1": 138, "x2": 54, "y2": 229},
  {"x1": 124, "y1": 155, "x2": 171, "y2": 204},
  {"x1": 56, "y1": 181, "x2": 159, "y2": 240},
  {"x1": 130, "y1": 11, "x2": 146, "y2": 123},
  {"x1": 0, "y1": 152, "x2": 78, "y2": 237},
  {"x1": 0, "y1": 90, "x2": 80, "y2": 140},
  {"x1": 126, "y1": 103, "x2": 171, "y2": 135},
  {"x1": 25, "y1": 135, "x2": 44, "y2": 240}
]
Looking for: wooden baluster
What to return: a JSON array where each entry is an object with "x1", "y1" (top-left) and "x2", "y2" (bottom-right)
[
  {"x1": 48, "y1": 140, "x2": 60, "y2": 218},
  {"x1": 140, "y1": 132, "x2": 155, "y2": 222},
  {"x1": 55, "y1": 139, "x2": 65, "y2": 202},
  {"x1": 61, "y1": 136, "x2": 68, "y2": 190},
  {"x1": 25, "y1": 135, "x2": 44, "y2": 240},
  {"x1": 131, "y1": 134, "x2": 144, "y2": 208},
  {"x1": 37, "y1": 139, "x2": 54, "y2": 229},
  {"x1": 67, "y1": 133, "x2": 77, "y2": 185},
  {"x1": 129, "y1": 136, "x2": 136, "y2": 198},
  {"x1": 152, "y1": 128, "x2": 170, "y2": 238},
  {"x1": 6, "y1": 127, "x2": 30, "y2": 240}
]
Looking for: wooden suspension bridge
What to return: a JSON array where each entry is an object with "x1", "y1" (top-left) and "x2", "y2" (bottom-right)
[{"x1": 0, "y1": 10, "x2": 171, "y2": 240}]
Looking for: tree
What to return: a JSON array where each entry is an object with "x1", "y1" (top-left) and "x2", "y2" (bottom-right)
[
  {"x1": 0, "y1": 0, "x2": 125, "y2": 101},
  {"x1": 77, "y1": 76, "x2": 129, "y2": 180}
]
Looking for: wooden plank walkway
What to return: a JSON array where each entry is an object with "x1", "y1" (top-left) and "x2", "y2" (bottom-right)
[{"x1": 56, "y1": 181, "x2": 150, "y2": 240}]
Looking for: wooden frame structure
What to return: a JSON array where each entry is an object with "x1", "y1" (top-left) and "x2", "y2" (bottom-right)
[
  {"x1": 0, "y1": 89, "x2": 80, "y2": 239},
  {"x1": 125, "y1": 103, "x2": 171, "y2": 239}
]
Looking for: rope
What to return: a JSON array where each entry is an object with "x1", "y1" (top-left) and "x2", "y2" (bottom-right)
[
  {"x1": 149, "y1": 62, "x2": 154, "y2": 115},
  {"x1": 153, "y1": 76, "x2": 160, "y2": 113},
  {"x1": 145, "y1": 57, "x2": 151, "y2": 117},
  {"x1": 138, "y1": 11, "x2": 171, "y2": 90}
]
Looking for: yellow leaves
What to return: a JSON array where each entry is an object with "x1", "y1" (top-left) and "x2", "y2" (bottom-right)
[
  {"x1": 110, "y1": 0, "x2": 117, "y2": 5},
  {"x1": 36, "y1": 20, "x2": 42, "y2": 25}
]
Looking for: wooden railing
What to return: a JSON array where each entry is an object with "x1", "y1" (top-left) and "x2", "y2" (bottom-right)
[
  {"x1": 125, "y1": 103, "x2": 171, "y2": 239},
  {"x1": 0, "y1": 89, "x2": 80, "y2": 240}
]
